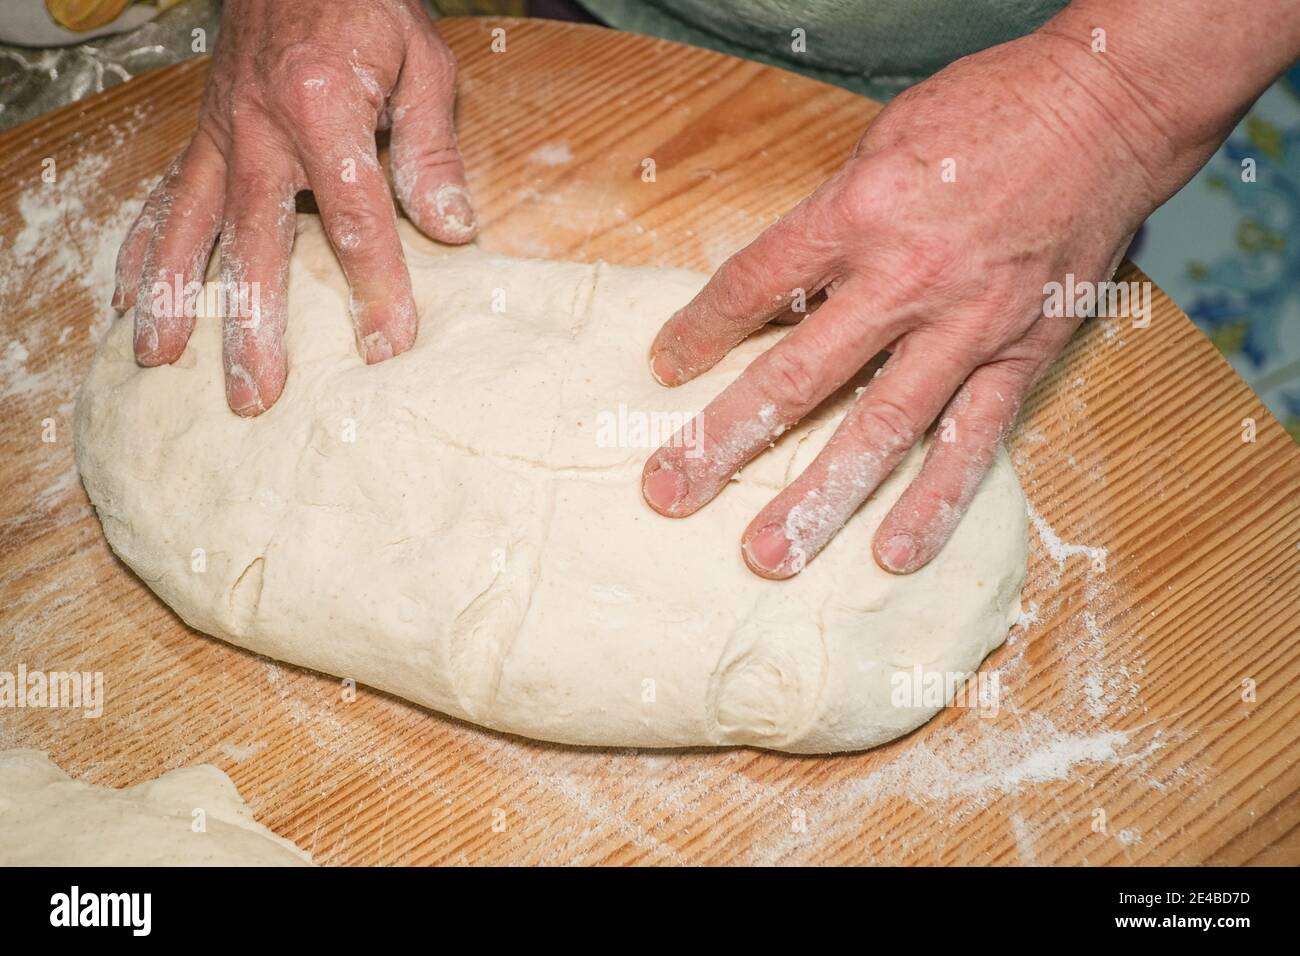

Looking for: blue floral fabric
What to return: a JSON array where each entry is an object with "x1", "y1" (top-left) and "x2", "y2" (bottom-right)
[{"x1": 1131, "y1": 68, "x2": 1300, "y2": 443}]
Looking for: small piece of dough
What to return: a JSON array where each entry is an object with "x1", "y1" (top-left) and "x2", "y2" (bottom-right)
[
  {"x1": 74, "y1": 215, "x2": 1028, "y2": 754},
  {"x1": 0, "y1": 749, "x2": 312, "y2": 866}
]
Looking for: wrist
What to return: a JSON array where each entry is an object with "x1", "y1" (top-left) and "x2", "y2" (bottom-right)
[{"x1": 1036, "y1": 0, "x2": 1300, "y2": 204}]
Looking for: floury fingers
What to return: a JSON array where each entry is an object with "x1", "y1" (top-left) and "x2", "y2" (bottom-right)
[{"x1": 146, "y1": 275, "x2": 262, "y2": 324}]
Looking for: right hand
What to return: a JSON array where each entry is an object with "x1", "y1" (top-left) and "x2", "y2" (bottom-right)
[{"x1": 112, "y1": 0, "x2": 477, "y2": 415}]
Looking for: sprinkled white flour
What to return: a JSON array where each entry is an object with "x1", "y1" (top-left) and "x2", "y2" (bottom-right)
[
  {"x1": 1027, "y1": 500, "x2": 1108, "y2": 580},
  {"x1": 219, "y1": 741, "x2": 269, "y2": 763},
  {"x1": 1, "y1": 151, "x2": 153, "y2": 393},
  {"x1": 527, "y1": 141, "x2": 573, "y2": 167},
  {"x1": 0, "y1": 137, "x2": 155, "y2": 561}
]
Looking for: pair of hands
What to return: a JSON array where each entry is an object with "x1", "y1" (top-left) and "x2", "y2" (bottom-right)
[{"x1": 113, "y1": 0, "x2": 1163, "y2": 580}]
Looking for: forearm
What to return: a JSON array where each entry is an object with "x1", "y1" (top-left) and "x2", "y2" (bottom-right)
[{"x1": 1034, "y1": 0, "x2": 1300, "y2": 206}]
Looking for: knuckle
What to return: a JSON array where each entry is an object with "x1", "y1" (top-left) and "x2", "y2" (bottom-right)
[
  {"x1": 835, "y1": 163, "x2": 882, "y2": 231},
  {"x1": 324, "y1": 205, "x2": 390, "y2": 254},
  {"x1": 851, "y1": 392, "x2": 916, "y2": 448},
  {"x1": 266, "y1": 41, "x2": 327, "y2": 81},
  {"x1": 270, "y1": 46, "x2": 347, "y2": 118},
  {"x1": 974, "y1": 353, "x2": 1040, "y2": 404},
  {"x1": 286, "y1": 87, "x2": 336, "y2": 127},
  {"x1": 759, "y1": 346, "x2": 822, "y2": 411},
  {"x1": 940, "y1": 406, "x2": 994, "y2": 453},
  {"x1": 910, "y1": 483, "x2": 960, "y2": 529},
  {"x1": 405, "y1": 143, "x2": 462, "y2": 173},
  {"x1": 953, "y1": 371, "x2": 1031, "y2": 442},
  {"x1": 709, "y1": 252, "x2": 769, "y2": 323},
  {"x1": 966, "y1": 407, "x2": 1011, "y2": 445},
  {"x1": 989, "y1": 353, "x2": 1038, "y2": 389}
]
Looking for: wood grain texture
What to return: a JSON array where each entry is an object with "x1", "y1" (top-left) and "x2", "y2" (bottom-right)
[{"x1": 1, "y1": 17, "x2": 1297, "y2": 866}]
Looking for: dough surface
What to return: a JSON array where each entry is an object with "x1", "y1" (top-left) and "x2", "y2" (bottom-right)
[
  {"x1": 0, "y1": 749, "x2": 312, "y2": 866},
  {"x1": 75, "y1": 216, "x2": 1028, "y2": 754}
]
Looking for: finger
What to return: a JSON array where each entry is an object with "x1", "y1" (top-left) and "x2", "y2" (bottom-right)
[
  {"x1": 219, "y1": 152, "x2": 300, "y2": 416},
  {"x1": 869, "y1": 358, "x2": 1033, "y2": 574},
  {"x1": 389, "y1": 31, "x2": 477, "y2": 244},
  {"x1": 648, "y1": 189, "x2": 843, "y2": 387},
  {"x1": 641, "y1": 279, "x2": 898, "y2": 518},
  {"x1": 866, "y1": 303, "x2": 1083, "y2": 573},
  {"x1": 133, "y1": 130, "x2": 227, "y2": 365},
  {"x1": 768, "y1": 288, "x2": 827, "y2": 326},
  {"x1": 738, "y1": 333, "x2": 971, "y2": 579},
  {"x1": 113, "y1": 154, "x2": 185, "y2": 312},
  {"x1": 295, "y1": 128, "x2": 418, "y2": 363}
]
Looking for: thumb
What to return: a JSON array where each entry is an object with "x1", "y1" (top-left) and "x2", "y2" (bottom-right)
[{"x1": 389, "y1": 31, "x2": 477, "y2": 244}]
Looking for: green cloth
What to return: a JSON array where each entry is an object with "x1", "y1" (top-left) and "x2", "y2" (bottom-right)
[{"x1": 577, "y1": 0, "x2": 1067, "y2": 101}]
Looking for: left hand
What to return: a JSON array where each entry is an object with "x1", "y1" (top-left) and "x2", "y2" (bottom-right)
[{"x1": 640, "y1": 31, "x2": 1163, "y2": 578}]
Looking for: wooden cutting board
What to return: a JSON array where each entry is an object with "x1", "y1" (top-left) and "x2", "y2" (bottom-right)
[{"x1": 1, "y1": 17, "x2": 1297, "y2": 866}]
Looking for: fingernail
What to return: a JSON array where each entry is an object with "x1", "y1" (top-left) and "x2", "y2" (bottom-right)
[
  {"x1": 226, "y1": 365, "x2": 265, "y2": 416},
  {"x1": 432, "y1": 183, "x2": 477, "y2": 240},
  {"x1": 134, "y1": 324, "x2": 160, "y2": 365},
  {"x1": 879, "y1": 533, "x2": 916, "y2": 572},
  {"x1": 362, "y1": 330, "x2": 393, "y2": 363},
  {"x1": 743, "y1": 524, "x2": 792, "y2": 573},
  {"x1": 643, "y1": 464, "x2": 687, "y2": 512},
  {"x1": 650, "y1": 350, "x2": 677, "y2": 387}
]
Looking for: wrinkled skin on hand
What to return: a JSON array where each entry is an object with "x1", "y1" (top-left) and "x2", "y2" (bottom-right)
[
  {"x1": 113, "y1": 0, "x2": 475, "y2": 415},
  {"x1": 642, "y1": 32, "x2": 1167, "y2": 579}
]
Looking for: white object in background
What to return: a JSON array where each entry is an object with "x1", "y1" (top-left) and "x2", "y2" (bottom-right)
[
  {"x1": 0, "y1": 0, "x2": 158, "y2": 48},
  {"x1": 0, "y1": 749, "x2": 314, "y2": 866},
  {"x1": 75, "y1": 215, "x2": 1029, "y2": 755}
]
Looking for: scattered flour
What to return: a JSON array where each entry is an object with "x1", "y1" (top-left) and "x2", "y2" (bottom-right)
[
  {"x1": 1026, "y1": 501, "x2": 1108, "y2": 581},
  {"x1": 0, "y1": 139, "x2": 156, "y2": 558},
  {"x1": 1, "y1": 149, "x2": 154, "y2": 402},
  {"x1": 527, "y1": 142, "x2": 573, "y2": 166},
  {"x1": 219, "y1": 741, "x2": 269, "y2": 763}
]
